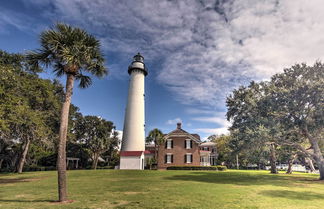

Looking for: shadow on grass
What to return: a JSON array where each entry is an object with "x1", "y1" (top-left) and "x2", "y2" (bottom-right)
[
  {"x1": 260, "y1": 190, "x2": 324, "y2": 200},
  {"x1": 164, "y1": 171, "x2": 317, "y2": 187},
  {"x1": 0, "y1": 177, "x2": 37, "y2": 184},
  {"x1": 0, "y1": 199, "x2": 53, "y2": 203}
]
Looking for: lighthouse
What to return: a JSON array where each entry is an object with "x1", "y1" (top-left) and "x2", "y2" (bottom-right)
[{"x1": 120, "y1": 53, "x2": 148, "y2": 170}]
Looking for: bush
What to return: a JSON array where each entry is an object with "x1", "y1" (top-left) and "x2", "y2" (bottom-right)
[
  {"x1": 96, "y1": 166, "x2": 114, "y2": 170},
  {"x1": 216, "y1": 165, "x2": 227, "y2": 171},
  {"x1": 23, "y1": 165, "x2": 56, "y2": 172},
  {"x1": 23, "y1": 165, "x2": 46, "y2": 172},
  {"x1": 167, "y1": 166, "x2": 227, "y2": 171}
]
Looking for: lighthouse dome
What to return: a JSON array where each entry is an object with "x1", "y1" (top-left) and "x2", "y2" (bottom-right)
[{"x1": 128, "y1": 53, "x2": 148, "y2": 76}]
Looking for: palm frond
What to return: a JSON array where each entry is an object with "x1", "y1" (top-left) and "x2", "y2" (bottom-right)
[
  {"x1": 28, "y1": 22, "x2": 107, "y2": 85},
  {"x1": 75, "y1": 73, "x2": 92, "y2": 88}
]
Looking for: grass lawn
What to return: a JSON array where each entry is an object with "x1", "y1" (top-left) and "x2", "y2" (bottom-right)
[{"x1": 0, "y1": 169, "x2": 323, "y2": 209}]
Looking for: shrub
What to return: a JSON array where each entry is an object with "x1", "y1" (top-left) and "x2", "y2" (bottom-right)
[
  {"x1": 96, "y1": 166, "x2": 114, "y2": 170},
  {"x1": 166, "y1": 165, "x2": 227, "y2": 171},
  {"x1": 216, "y1": 165, "x2": 227, "y2": 171}
]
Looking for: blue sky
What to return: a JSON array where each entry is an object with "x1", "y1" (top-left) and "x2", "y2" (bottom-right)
[{"x1": 1, "y1": 0, "x2": 324, "y2": 140}]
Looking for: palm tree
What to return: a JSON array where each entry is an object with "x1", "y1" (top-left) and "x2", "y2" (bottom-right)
[
  {"x1": 146, "y1": 129, "x2": 164, "y2": 164},
  {"x1": 27, "y1": 23, "x2": 107, "y2": 202}
]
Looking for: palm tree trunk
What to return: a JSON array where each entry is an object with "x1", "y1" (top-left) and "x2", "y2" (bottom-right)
[
  {"x1": 57, "y1": 73, "x2": 74, "y2": 202},
  {"x1": 154, "y1": 144, "x2": 158, "y2": 163},
  {"x1": 17, "y1": 138, "x2": 31, "y2": 173}
]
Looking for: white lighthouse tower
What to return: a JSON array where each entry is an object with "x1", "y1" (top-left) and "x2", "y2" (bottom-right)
[{"x1": 120, "y1": 53, "x2": 148, "y2": 170}]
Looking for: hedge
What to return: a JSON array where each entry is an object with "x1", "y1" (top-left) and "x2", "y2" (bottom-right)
[{"x1": 166, "y1": 165, "x2": 227, "y2": 171}]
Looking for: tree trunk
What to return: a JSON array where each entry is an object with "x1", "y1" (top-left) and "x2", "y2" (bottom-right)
[
  {"x1": 269, "y1": 144, "x2": 278, "y2": 174},
  {"x1": 303, "y1": 127, "x2": 324, "y2": 180},
  {"x1": 309, "y1": 138, "x2": 324, "y2": 180},
  {"x1": 286, "y1": 154, "x2": 296, "y2": 174},
  {"x1": 57, "y1": 73, "x2": 74, "y2": 202},
  {"x1": 0, "y1": 158, "x2": 3, "y2": 170},
  {"x1": 154, "y1": 144, "x2": 158, "y2": 162},
  {"x1": 307, "y1": 157, "x2": 316, "y2": 172},
  {"x1": 17, "y1": 138, "x2": 31, "y2": 173},
  {"x1": 92, "y1": 153, "x2": 99, "y2": 170}
]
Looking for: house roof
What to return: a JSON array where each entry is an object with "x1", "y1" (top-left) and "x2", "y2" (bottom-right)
[
  {"x1": 120, "y1": 151, "x2": 143, "y2": 156},
  {"x1": 164, "y1": 123, "x2": 201, "y2": 143}
]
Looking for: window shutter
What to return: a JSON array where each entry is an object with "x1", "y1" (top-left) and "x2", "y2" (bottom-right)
[
  {"x1": 191, "y1": 154, "x2": 193, "y2": 163},
  {"x1": 171, "y1": 155, "x2": 173, "y2": 163},
  {"x1": 171, "y1": 140, "x2": 173, "y2": 148},
  {"x1": 165, "y1": 141, "x2": 167, "y2": 149},
  {"x1": 184, "y1": 155, "x2": 186, "y2": 163},
  {"x1": 190, "y1": 140, "x2": 193, "y2": 148},
  {"x1": 164, "y1": 155, "x2": 167, "y2": 163}
]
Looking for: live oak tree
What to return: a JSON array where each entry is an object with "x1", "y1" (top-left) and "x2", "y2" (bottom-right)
[
  {"x1": 74, "y1": 115, "x2": 115, "y2": 169},
  {"x1": 227, "y1": 62, "x2": 324, "y2": 179},
  {"x1": 269, "y1": 63, "x2": 324, "y2": 179},
  {"x1": 27, "y1": 23, "x2": 107, "y2": 202},
  {"x1": 227, "y1": 82, "x2": 281, "y2": 174},
  {"x1": 0, "y1": 51, "x2": 62, "y2": 173}
]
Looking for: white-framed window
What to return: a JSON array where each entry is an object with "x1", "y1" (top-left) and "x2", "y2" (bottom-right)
[
  {"x1": 203, "y1": 147, "x2": 209, "y2": 151},
  {"x1": 166, "y1": 139, "x2": 172, "y2": 149},
  {"x1": 186, "y1": 153, "x2": 192, "y2": 163},
  {"x1": 166, "y1": 153, "x2": 173, "y2": 164},
  {"x1": 186, "y1": 139, "x2": 192, "y2": 149}
]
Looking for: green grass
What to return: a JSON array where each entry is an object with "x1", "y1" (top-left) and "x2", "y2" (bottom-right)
[{"x1": 0, "y1": 169, "x2": 323, "y2": 209}]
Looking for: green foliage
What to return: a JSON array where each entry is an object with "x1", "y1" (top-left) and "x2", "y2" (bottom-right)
[
  {"x1": 0, "y1": 51, "x2": 64, "y2": 172},
  {"x1": 74, "y1": 115, "x2": 118, "y2": 169},
  {"x1": 226, "y1": 62, "x2": 324, "y2": 177}
]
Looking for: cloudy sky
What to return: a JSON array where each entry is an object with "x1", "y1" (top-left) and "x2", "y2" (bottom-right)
[{"x1": 1, "y1": 0, "x2": 324, "y2": 140}]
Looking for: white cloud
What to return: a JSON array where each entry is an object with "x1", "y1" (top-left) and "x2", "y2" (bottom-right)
[
  {"x1": 166, "y1": 118, "x2": 182, "y2": 125},
  {"x1": 192, "y1": 116, "x2": 230, "y2": 127},
  {"x1": 17, "y1": 0, "x2": 324, "y2": 108},
  {"x1": 193, "y1": 127, "x2": 229, "y2": 136}
]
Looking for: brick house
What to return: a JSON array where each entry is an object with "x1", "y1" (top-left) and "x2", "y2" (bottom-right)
[{"x1": 148, "y1": 122, "x2": 217, "y2": 169}]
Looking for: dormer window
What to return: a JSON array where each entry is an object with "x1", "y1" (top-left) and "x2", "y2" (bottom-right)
[{"x1": 185, "y1": 139, "x2": 192, "y2": 149}]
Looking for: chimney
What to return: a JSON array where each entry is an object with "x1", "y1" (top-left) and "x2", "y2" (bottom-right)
[{"x1": 177, "y1": 122, "x2": 182, "y2": 129}]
